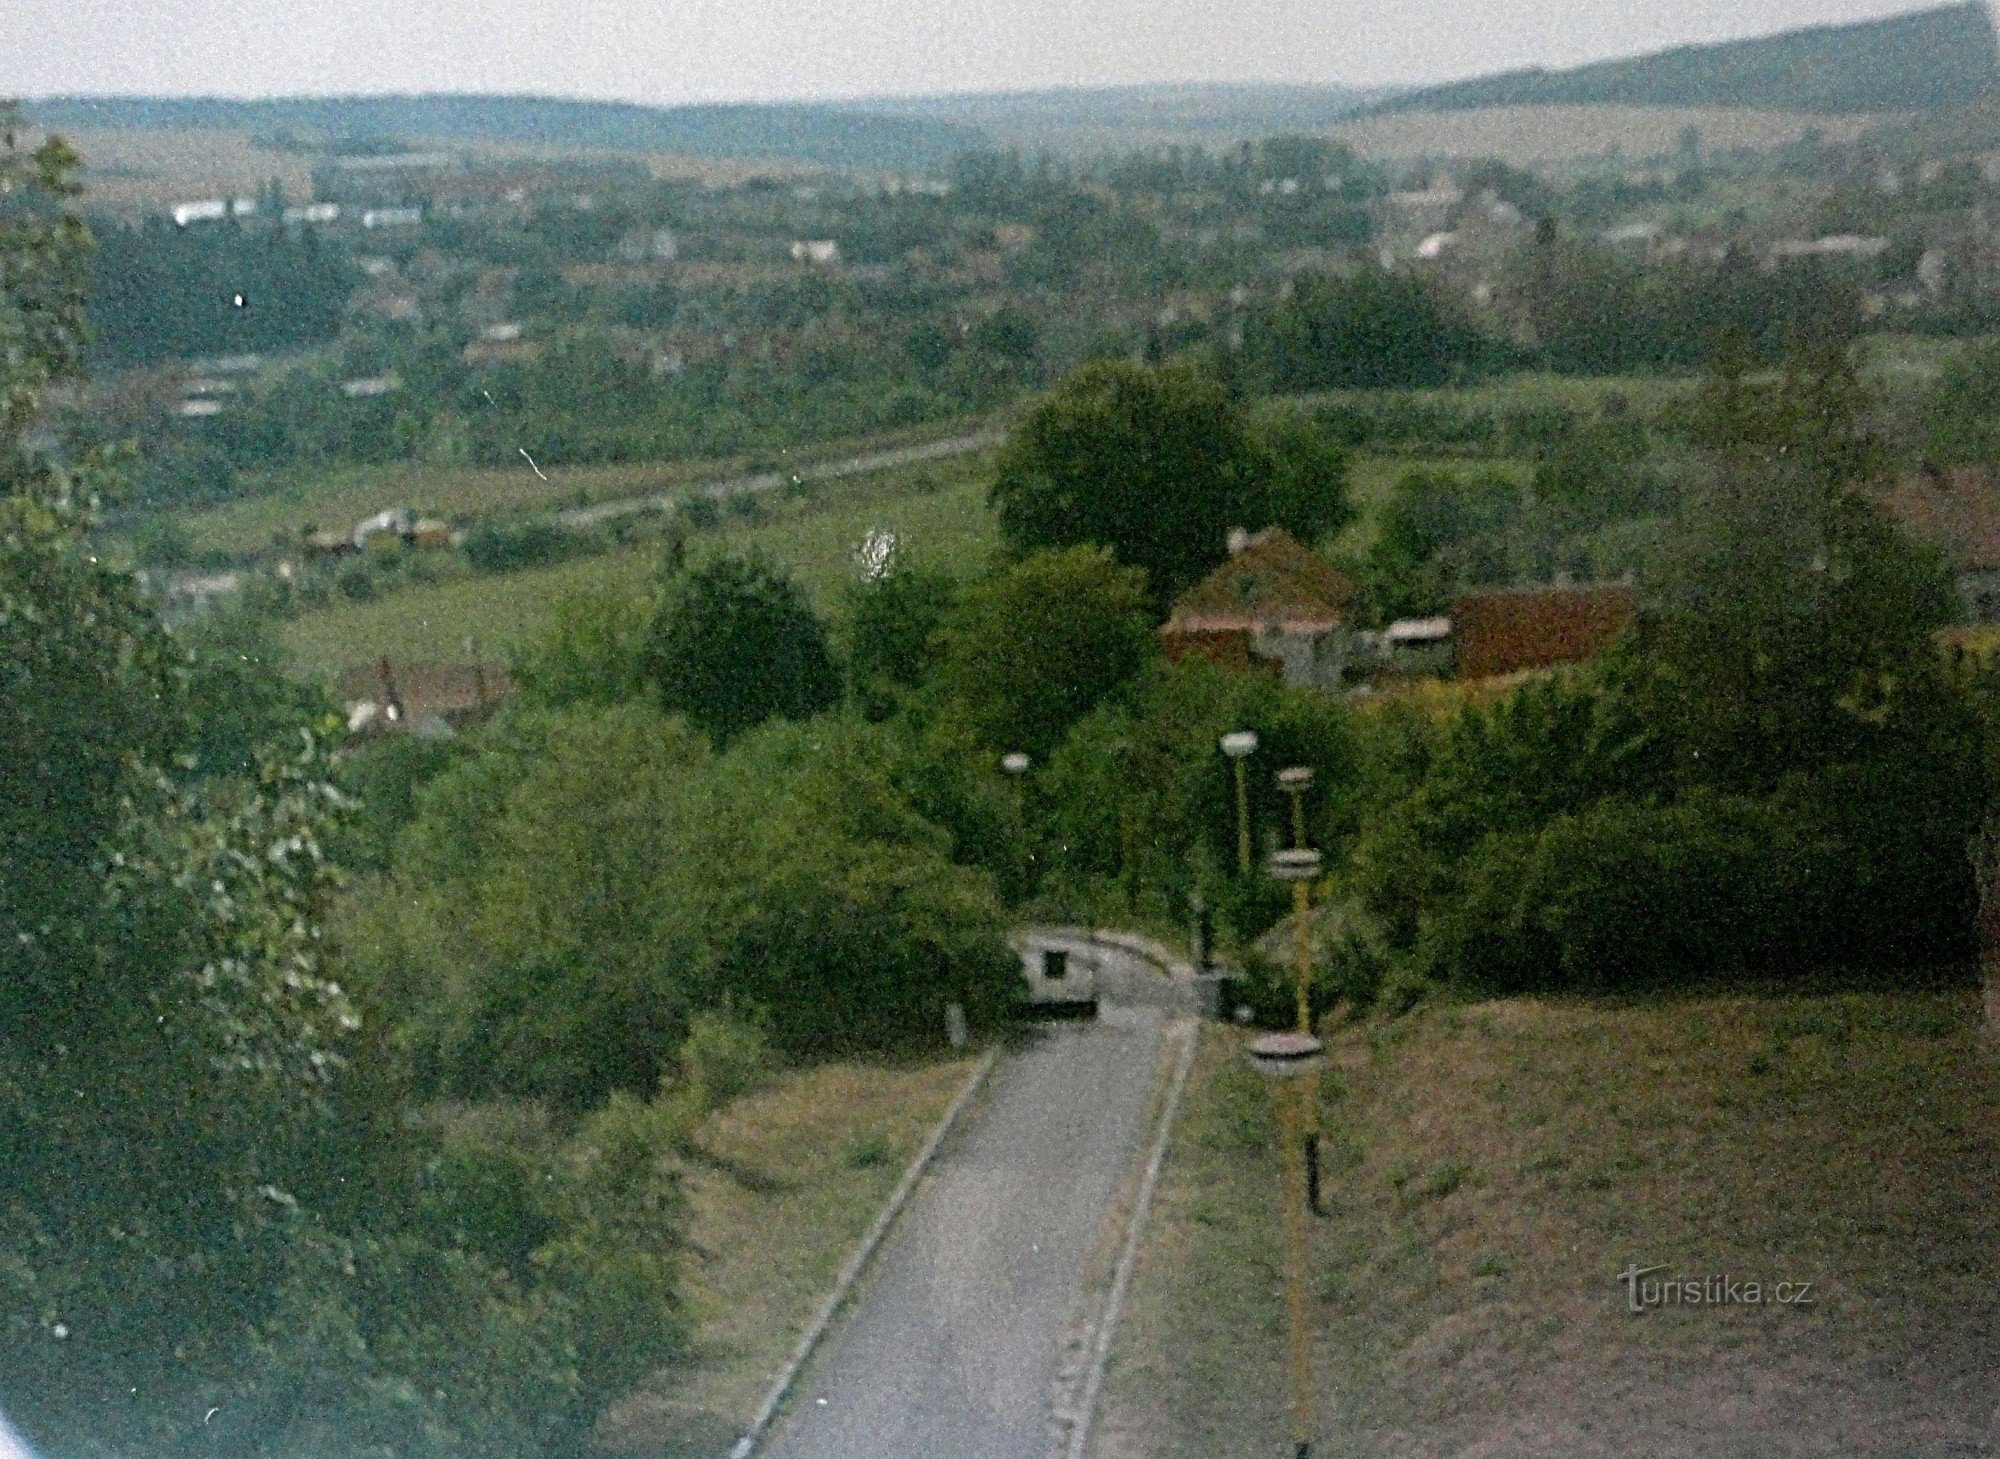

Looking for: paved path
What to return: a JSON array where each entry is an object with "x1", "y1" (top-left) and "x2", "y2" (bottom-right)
[
  {"x1": 557, "y1": 429, "x2": 1004, "y2": 530},
  {"x1": 760, "y1": 1009, "x2": 1166, "y2": 1459}
]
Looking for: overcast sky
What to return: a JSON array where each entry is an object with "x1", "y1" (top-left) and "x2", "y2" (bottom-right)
[{"x1": 5, "y1": 0, "x2": 1947, "y2": 103}]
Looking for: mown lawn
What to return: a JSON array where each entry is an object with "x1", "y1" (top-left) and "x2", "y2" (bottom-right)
[
  {"x1": 1095, "y1": 988, "x2": 2000, "y2": 1459},
  {"x1": 279, "y1": 452, "x2": 1000, "y2": 676}
]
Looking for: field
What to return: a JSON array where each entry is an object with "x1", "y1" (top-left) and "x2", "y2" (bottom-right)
[
  {"x1": 278, "y1": 451, "x2": 1000, "y2": 676},
  {"x1": 25, "y1": 124, "x2": 827, "y2": 221},
  {"x1": 161, "y1": 418, "x2": 993, "y2": 561},
  {"x1": 1329, "y1": 104, "x2": 1885, "y2": 168},
  {"x1": 596, "y1": 1055, "x2": 979, "y2": 1458},
  {"x1": 1094, "y1": 989, "x2": 2000, "y2": 1458},
  {"x1": 22, "y1": 126, "x2": 320, "y2": 218}
]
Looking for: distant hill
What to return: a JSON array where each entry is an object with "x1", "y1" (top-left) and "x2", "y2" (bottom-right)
[
  {"x1": 865, "y1": 82, "x2": 1399, "y2": 153},
  {"x1": 20, "y1": 94, "x2": 990, "y2": 173},
  {"x1": 1374, "y1": 2, "x2": 1997, "y2": 118}
]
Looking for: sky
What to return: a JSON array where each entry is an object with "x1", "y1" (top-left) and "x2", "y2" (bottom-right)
[{"x1": 4, "y1": 0, "x2": 1952, "y2": 104}]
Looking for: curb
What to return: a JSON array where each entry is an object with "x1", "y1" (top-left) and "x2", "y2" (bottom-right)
[
  {"x1": 727, "y1": 1046, "x2": 1000, "y2": 1459},
  {"x1": 1062, "y1": 1018, "x2": 1202, "y2": 1459}
]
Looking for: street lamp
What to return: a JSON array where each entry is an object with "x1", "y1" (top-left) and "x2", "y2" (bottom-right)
[
  {"x1": 1001, "y1": 752, "x2": 1032, "y2": 899},
  {"x1": 1220, "y1": 730, "x2": 1259, "y2": 876},
  {"x1": 1276, "y1": 765, "x2": 1314, "y2": 850},
  {"x1": 1247, "y1": 1029, "x2": 1326, "y2": 1459},
  {"x1": 1268, "y1": 846, "x2": 1327, "y2": 1222}
]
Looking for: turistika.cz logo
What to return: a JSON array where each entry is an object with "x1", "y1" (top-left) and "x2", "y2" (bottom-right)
[{"x1": 1617, "y1": 1263, "x2": 1816, "y2": 1313}]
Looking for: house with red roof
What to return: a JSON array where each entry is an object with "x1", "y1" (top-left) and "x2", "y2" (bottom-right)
[{"x1": 1160, "y1": 529, "x2": 1356, "y2": 689}]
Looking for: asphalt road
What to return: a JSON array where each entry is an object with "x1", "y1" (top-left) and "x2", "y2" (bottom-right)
[
  {"x1": 760, "y1": 1009, "x2": 1166, "y2": 1459},
  {"x1": 556, "y1": 429, "x2": 1003, "y2": 530}
]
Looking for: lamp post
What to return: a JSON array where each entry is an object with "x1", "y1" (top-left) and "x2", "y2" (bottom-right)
[
  {"x1": 1220, "y1": 730, "x2": 1259, "y2": 876},
  {"x1": 1248, "y1": 1029, "x2": 1327, "y2": 1459},
  {"x1": 1269, "y1": 846, "x2": 1325, "y2": 1219},
  {"x1": 1001, "y1": 751, "x2": 1031, "y2": 898},
  {"x1": 1276, "y1": 765, "x2": 1314, "y2": 850}
]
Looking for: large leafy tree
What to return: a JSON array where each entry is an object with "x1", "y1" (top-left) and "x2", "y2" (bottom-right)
[
  {"x1": 0, "y1": 111, "x2": 685, "y2": 1458},
  {"x1": 644, "y1": 553, "x2": 841, "y2": 744},
  {"x1": 934, "y1": 545, "x2": 1154, "y2": 761},
  {"x1": 990, "y1": 359, "x2": 1269, "y2": 604}
]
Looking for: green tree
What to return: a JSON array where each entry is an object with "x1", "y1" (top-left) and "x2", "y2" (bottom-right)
[
  {"x1": 935, "y1": 546, "x2": 1154, "y2": 760},
  {"x1": 1244, "y1": 268, "x2": 1495, "y2": 392},
  {"x1": 644, "y1": 554, "x2": 841, "y2": 744},
  {"x1": 990, "y1": 360, "x2": 1267, "y2": 604},
  {"x1": 844, "y1": 560, "x2": 958, "y2": 719},
  {"x1": 1248, "y1": 402, "x2": 1353, "y2": 547},
  {"x1": 1920, "y1": 338, "x2": 2000, "y2": 465}
]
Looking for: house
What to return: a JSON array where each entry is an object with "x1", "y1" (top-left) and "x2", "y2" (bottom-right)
[
  {"x1": 336, "y1": 660, "x2": 514, "y2": 738},
  {"x1": 1160, "y1": 529, "x2": 1355, "y2": 690},
  {"x1": 1881, "y1": 463, "x2": 2000, "y2": 620},
  {"x1": 1451, "y1": 584, "x2": 1636, "y2": 680}
]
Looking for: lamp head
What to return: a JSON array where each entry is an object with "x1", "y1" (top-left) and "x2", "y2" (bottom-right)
[
  {"x1": 1266, "y1": 847, "x2": 1322, "y2": 882},
  {"x1": 1276, "y1": 765, "x2": 1314, "y2": 790},
  {"x1": 1246, "y1": 1030, "x2": 1326, "y2": 1080},
  {"x1": 1220, "y1": 730, "x2": 1259, "y2": 759},
  {"x1": 1000, "y1": 752, "x2": 1031, "y2": 776}
]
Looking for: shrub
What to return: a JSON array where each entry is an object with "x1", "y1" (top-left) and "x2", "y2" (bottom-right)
[
  {"x1": 676, "y1": 1009, "x2": 773, "y2": 1112},
  {"x1": 464, "y1": 518, "x2": 581, "y2": 574}
]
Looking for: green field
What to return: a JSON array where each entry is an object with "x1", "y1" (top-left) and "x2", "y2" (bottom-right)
[
  {"x1": 163, "y1": 418, "x2": 995, "y2": 562},
  {"x1": 280, "y1": 452, "x2": 1000, "y2": 676}
]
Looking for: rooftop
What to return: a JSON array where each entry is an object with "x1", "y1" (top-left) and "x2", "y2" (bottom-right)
[{"x1": 1165, "y1": 529, "x2": 1354, "y2": 636}]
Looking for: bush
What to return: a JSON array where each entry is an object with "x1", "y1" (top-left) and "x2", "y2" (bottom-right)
[
  {"x1": 1414, "y1": 791, "x2": 1836, "y2": 993},
  {"x1": 644, "y1": 554, "x2": 841, "y2": 745},
  {"x1": 676, "y1": 1009, "x2": 772, "y2": 1111},
  {"x1": 464, "y1": 518, "x2": 586, "y2": 574}
]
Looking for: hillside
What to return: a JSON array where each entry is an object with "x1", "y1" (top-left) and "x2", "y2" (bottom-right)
[
  {"x1": 866, "y1": 82, "x2": 1396, "y2": 154},
  {"x1": 1099, "y1": 991, "x2": 2000, "y2": 1457},
  {"x1": 20, "y1": 94, "x2": 990, "y2": 173},
  {"x1": 1375, "y1": 2, "x2": 1996, "y2": 119}
]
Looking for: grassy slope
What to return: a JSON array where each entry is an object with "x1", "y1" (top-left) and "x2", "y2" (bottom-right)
[
  {"x1": 173, "y1": 420, "x2": 986, "y2": 560},
  {"x1": 1097, "y1": 990, "x2": 2000, "y2": 1458},
  {"x1": 597, "y1": 1056, "x2": 978, "y2": 1458},
  {"x1": 279, "y1": 453, "x2": 999, "y2": 675}
]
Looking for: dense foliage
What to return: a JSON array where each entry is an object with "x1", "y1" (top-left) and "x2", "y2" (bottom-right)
[
  {"x1": 347, "y1": 704, "x2": 1020, "y2": 1102},
  {"x1": 645, "y1": 553, "x2": 842, "y2": 744},
  {"x1": 990, "y1": 359, "x2": 1351, "y2": 603},
  {"x1": 87, "y1": 215, "x2": 354, "y2": 367}
]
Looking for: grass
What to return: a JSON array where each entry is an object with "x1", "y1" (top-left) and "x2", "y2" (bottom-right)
[
  {"x1": 596, "y1": 1054, "x2": 980, "y2": 1458},
  {"x1": 164, "y1": 418, "x2": 993, "y2": 561},
  {"x1": 278, "y1": 450, "x2": 999, "y2": 676},
  {"x1": 1094, "y1": 989, "x2": 2000, "y2": 1459}
]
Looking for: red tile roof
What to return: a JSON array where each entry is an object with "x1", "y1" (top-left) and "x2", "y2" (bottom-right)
[
  {"x1": 1164, "y1": 529, "x2": 1354, "y2": 636},
  {"x1": 1451, "y1": 584, "x2": 1635, "y2": 680}
]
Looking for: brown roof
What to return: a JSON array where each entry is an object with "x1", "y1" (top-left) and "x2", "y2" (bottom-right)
[
  {"x1": 1452, "y1": 584, "x2": 1635, "y2": 681},
  {"x1": 1165, "y1": 530, "x2": 1354, "y2": 636},
  {"x1": 1880, "y1": 464, "x2": 2000, "y2": 574}
]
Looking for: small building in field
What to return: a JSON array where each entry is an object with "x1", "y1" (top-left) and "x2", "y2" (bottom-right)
[
  {"x1": 1161, "y1": 529, "x2": 1355, "y2": 690},
  {"x1": 337, "y1": 660, "x2": 514, "y2": 738},
  {"x1": 1881, "y1": 463, "x2": 2000, "y2": 620},
  {"x1": 1451, "y1": 584, "x2": 1636, "y2": 680}
]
